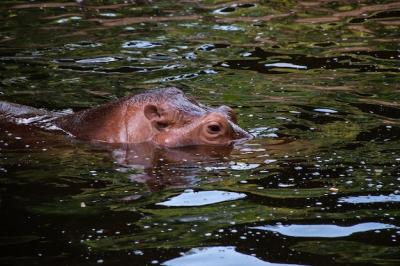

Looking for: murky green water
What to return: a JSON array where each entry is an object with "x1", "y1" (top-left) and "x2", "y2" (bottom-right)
[{"x1": 1, "y1": 0, "x2": 400, "y2": 265}]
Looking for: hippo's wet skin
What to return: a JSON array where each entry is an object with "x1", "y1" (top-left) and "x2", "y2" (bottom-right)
[{"x1": 0, "y1": 87, "x2": 252, "y2": 147}]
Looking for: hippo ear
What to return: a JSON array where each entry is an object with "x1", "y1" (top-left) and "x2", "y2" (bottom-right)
[
  {"x1": 144, "y1": 104, "x2": 161, "y2": 120},
  {"x1": 144, "y1": 104, "x2": 169, "y2": 131},
  {"x1": 217, "y1": 106, "x2": 237, "y2": 123}
]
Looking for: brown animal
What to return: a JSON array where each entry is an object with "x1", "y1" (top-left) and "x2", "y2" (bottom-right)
[{"x1": 0, "y1": 87, "x2": 251, "y2": 147}]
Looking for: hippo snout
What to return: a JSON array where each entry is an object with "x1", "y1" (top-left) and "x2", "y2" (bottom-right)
[{"x1": 230, "y1": 122, "x2": 253, "y2": 144}]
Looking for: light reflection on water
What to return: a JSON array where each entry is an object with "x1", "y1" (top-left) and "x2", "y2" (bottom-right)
[
  {"x1": 157, "y1": 190, "x2": 247, "y2": 207},
  {"x1": 338, "y1": 194, "x2": 400, "y2": 204},
  {"x1": 163, "y1": 246, "x2": 302, "y2": 266},
  {"x1": 250, "y1": 223, "x2": 398, "y2": 238}
]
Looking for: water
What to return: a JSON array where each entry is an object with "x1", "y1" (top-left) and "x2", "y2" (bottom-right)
[{"x1": 0, "y1": 0, "x2": 399, "y2": 265}]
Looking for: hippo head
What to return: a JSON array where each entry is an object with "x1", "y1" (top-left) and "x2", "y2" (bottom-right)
[{"x1": 128, "y1": 88, "x2": 252, "y2": 147}]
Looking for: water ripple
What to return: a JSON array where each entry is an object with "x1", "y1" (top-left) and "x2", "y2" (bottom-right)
[{"x1": 76, "y1": 57, "x2": 119, "y2": 64}]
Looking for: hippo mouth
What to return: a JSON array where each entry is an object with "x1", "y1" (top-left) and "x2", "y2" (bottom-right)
[
  {"x1": 229, "y1": 121, "x2": 254, "y2": 146},
  {"x1": 231, "y1": 133, "x2": 254, "y2": 146},
  {"x1": 154, "y1": 131, "x2": 253, "y2": 148}
]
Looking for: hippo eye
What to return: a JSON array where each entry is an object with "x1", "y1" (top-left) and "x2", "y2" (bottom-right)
[{"x1": 207, "y1": 124, "x2": 221, "y2": 134}]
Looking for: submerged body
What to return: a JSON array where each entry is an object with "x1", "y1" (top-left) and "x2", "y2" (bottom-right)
[{"x1": 0, "y1": 87, "x2": 251, "y2": 147}]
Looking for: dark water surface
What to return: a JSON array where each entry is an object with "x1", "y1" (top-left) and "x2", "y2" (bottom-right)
[{"x1": 1, "y1": 0, "x2": 400, "y2": 265}]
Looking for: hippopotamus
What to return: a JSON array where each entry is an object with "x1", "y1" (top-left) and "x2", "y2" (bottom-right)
[{"x1": 0, "y1": 87, "x2": 251, "y2": 147}]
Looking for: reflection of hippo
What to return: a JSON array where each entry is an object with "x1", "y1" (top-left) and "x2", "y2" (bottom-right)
[
  {"x1": 108, "y1": 141, "x2": 233, "y2": 168},
  {"x1": 0, "y1": 87, "x2": 251, "y2": 147},
  {"x1": 106, "y1": 142, "x2": 234, "y2": 192},
  {"x1": 0, "y1": 122, "x2": 234, "y2": 192}
]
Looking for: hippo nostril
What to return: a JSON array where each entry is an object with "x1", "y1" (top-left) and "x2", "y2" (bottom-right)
[{"x1": 207, "y1": 123, "x2": 221, "y2": 134}]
